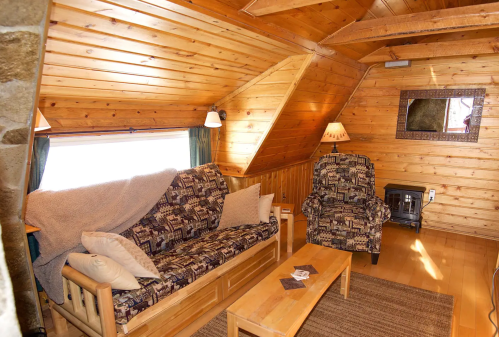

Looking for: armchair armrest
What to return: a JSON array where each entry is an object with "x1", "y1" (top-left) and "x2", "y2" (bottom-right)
[
  {"x1": 365, "y1": 196, "x2": 391, "y2": 224},
  {"x1": 301, "y1": 192, "x2": 323, "y2": 217}
]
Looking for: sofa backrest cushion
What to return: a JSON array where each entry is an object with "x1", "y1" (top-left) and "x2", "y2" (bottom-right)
[
  {"x1": 313, "y1": 153, "x2": 375, "y2": 205},
  {"x1": 121, "y1": 163, "x2": 229, "y2": 256}
]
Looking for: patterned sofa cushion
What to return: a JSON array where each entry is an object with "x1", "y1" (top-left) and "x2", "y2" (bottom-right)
[
  {"x1": 112, "y1": 217, "x2": 279, "y2": 325},
  {"x1": 120, "y1": 163, "x2": 229, "y2": 256}
]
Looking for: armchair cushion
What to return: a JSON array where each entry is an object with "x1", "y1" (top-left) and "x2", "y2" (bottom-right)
[
  {"x1": 317, "y1": 204, "x2": 381, "y2": 252},
  {"x1": 301, "y1": 192, "x2": 323, "y2": 217},
  {"x1": 366, "y1": 196, "x2": 391, "y2": 225}
]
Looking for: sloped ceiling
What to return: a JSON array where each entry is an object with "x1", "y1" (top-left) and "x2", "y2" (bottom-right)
[
  {"x1": 187, "y1": 0, "x2": 497, "y2": 60},
  {"x1": 38, "y1": 0, "x2": 499, "y2": 174},
  {"x1": 39, "y1": 0, "x2": 305, "y2": 131},
  {"x1": 245, "y1": 52, "x2": 367, "y2": 174},
  {"x1": 214, "y1": 54, "x2": 313, "y2": 175}
]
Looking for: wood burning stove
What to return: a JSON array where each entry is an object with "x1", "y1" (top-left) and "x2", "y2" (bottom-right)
[{"x1": 384, "y1": 184, "x2": 426, "y2": 233}]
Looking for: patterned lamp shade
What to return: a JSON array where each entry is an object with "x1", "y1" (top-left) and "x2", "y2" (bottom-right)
[{"x1": 321, "y1": 122, "x2": 350, "y2": 143}]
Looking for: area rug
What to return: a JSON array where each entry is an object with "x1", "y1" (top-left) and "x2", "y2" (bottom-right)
[{"x1": 192, "y1": 272, "x2": 454, "y2": 337}]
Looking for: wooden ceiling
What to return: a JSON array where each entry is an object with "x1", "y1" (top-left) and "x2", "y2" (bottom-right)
[
  {"x1": 40, "y1": 0, "x2": 305, "y2": 108},
  {"x1": 38, "y1": 0, "x2": 499, "y2": 175},
  {"x1": 193, "y1": 0, "x2": 498, "y2": 60}
]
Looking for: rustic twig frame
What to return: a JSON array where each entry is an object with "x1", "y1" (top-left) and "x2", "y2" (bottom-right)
[{"x1": 396, "y1": 88, "x2": 486, "y2": 142}]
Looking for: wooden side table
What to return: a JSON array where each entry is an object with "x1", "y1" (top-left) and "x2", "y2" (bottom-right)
[{"x1": 272, "y1": 203, "x2": 295, "y2": 254}]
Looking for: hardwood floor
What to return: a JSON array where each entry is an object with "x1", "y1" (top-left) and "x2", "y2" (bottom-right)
[{"x1": 45, "y1": 214, "x2": 499, "y2": 337}]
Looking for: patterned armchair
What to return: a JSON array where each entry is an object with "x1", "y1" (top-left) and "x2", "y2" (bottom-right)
[{"x1": 302, "y1": 154, "x2": 390, "y2": 264}]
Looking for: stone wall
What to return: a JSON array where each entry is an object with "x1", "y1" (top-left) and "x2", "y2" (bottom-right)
[{"x1": 0, "y1": 0, "x2": 51, "y2": 332}]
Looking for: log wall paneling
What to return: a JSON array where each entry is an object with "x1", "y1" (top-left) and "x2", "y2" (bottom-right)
[
  {"x1": 245, "y1": 53, "x2": 367, "y2": 174},
  {"x1": 224, "y1": 160, "x2": 315, "y2": 216},
  {"x1": 314, "y1": 54, "x2": 499, "y2": 240}
]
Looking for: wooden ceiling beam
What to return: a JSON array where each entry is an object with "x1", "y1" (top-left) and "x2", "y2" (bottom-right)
[
  {"x1": 360, "y1": 37, "x2": 499, "y2": 63},
  {"x1": 242, "y1": 0, "x2": 331, "y2": 17},
  {"x1": 321, "y1": 3, "x2": 499, "y2": 45}
]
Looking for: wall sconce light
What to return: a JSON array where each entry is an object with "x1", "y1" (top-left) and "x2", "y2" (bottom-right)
[{"x1": 204, "y1": 105, "x2": 226, "y2": 128}]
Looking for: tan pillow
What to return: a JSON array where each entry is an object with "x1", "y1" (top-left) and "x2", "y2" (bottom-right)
[
  {"x1": 218, "y1": 184, "x2": 261, "y2": 230},
  {"x1": 68, "y1": 253, "x2": 140, "y2": 290},
  {"x1": 259, "y1": 194, "x2": 274, "y2": 223},
  {"x1": 81, "y1": 232, "x2": 160, "y2": 279}
]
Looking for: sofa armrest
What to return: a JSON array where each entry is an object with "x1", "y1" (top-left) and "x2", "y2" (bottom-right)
[
  {"x1": 366, "y1": 196, "x2": 391, "y2": 225},
  {"x1": 301, "y1": 192, "x2": 323, "y2": 217}
]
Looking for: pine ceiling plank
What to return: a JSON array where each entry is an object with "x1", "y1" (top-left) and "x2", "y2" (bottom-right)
[
  {"x1": 42, "y1": 107, "x2": 206, "y2": 119},
  {"x1": 316, "y1": 1, "x2": 367, "y2": 21},
  {"x1": 138, "y1": 0, "x2": 306, "y2": 55},
  {"x1": 46, "y1": 39, "x2": 257, "y2": 80},
  {"x1": 48, "y1": 24, "x2": 267, "y2": 75},
  {"x1": 39, "y1": 86, "x2": 217, "y2": 105},
  {"x1": 54, "y1": 0, "x2": 288, "y2": 62},
  {"x1": 362, "y1": 0, "x2": 395, "y2": 17},
  {"x1": 242, "y1": 0, "x2": 336, "y2": 17},
  {"x1": 215, "y1": 56, "x2": 295, "y2": 106},
  {"x1": 50, "y1": 6, "x2": 276, "y2": 70},
  {"x1": 41, "y1": 76, "x2": 232, "y2": 98},
  {"x1": 39, "y1": 97, "x2": 209, "y2": 110},
  {"x1": 308, "y1": 3, "x2": 355, "y2": 27},
  {"x1": 109, "y1": 0, "x2": 301, "y2": 57},
  {"x1": 42, "y1": 65, "x2": 237, "y2": 92},
  {"x1": 167, "y1": 0, "x2": 317, "y2": 51},
  {"x1": 43, "y1": 53, "x2": 250, "y2": 87},
  {"x1": 382, "y1": 0, "x2": 413, "y2": 15},
  {"x1": 261, "y1": 11, "x2": 332, "y2": 42},
  {"x1": 360, "y1": 37, "x2": 499, "y2": 63},
  {"x1": 322, "y1": 2, "x2": 499, "y2": 45}
]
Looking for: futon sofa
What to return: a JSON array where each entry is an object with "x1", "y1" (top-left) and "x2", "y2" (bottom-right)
[
  {"x1": 50, "y1": 163, "x2": 281, "y2": 337},
  {"x1": 302, "y1": 154, "x2": 390, "y2": 264}
]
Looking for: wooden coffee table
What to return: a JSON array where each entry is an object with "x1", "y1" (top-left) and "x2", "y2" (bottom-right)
[{"x1": 227, "y1": 244, "x2": 352, "y2": 337}]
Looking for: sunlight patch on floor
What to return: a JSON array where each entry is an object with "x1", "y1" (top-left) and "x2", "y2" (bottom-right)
[{"x1": 411, "y1": 239, "x2": 443, "y2": 280}]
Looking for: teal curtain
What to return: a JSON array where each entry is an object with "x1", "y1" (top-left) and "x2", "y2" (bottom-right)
[
  {"x1": 28, "y1": 137, "x2": 50, "y2": 194},
  {"x1": 27, "y1": 137, "x2": 50, "y2": 292},
  {"x1": 189, "y1": 128, "x2": 211, "y2": 168}
]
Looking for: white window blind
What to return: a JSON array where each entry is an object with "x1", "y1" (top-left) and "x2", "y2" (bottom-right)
[{"x1": 39, "y1": 131, "x2": 189, "y2": 191}]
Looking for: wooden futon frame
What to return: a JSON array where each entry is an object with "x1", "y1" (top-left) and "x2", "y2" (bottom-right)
[{"x1": 49, "y1": 206, "x2": 282, "y2": 337}]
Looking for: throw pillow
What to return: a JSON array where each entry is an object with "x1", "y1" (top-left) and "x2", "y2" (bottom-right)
[
  {"x1": 81, "y1": 232, "x2": 160, "y2": 279},
  {"x1": 259, "y1": 194, "x2": 275, "y2": 223},
  {"x1": 68, "y1": 253, "x2": 140, "y2": 290},
  {"x1": 218, "y1": 183, "x2": 260, "y2": 230}
]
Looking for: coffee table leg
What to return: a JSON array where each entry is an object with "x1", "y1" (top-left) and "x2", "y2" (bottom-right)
[
  {"x1": 340, "y1": 258, "x2": 351, "y2": 299},
  {"x1": 227, "y1": 312, "x2": 238, "y2": 337}
]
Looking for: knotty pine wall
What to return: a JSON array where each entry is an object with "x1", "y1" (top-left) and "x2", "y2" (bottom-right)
[
  {"x1": 215, "y1": 55, "x2": 310, "y2": 176},
  {"x1": 245, "y1": 53, "x2": 367, "y2": 174},
  {"x1": 224, "y1": 160, "x2": 315, "y2": 216},
  {"x1": 314, "y1": 54, "x2": 499, "y2": 240}
]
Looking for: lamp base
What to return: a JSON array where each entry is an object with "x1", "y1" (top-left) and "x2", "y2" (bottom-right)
[{"x1": 331, "y1": 142, "x2": 339, "y2": 153}]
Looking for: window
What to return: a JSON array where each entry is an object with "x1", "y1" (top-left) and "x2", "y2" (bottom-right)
[
  {"x1": 40, "y1": 131, "x2": 190, "y2": 191},
  {"x1": 445, "y1": 98, "x2": 473, "y2": 133}
]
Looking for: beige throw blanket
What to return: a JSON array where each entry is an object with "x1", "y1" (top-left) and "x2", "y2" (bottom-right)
[{"x1": 25, "y1": 168, "x2": 177, "y2": 304}]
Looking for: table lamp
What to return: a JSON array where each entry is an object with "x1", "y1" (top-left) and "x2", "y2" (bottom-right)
[{"x1": 321, "y1": 122, "x2": 350, "y2": 153}]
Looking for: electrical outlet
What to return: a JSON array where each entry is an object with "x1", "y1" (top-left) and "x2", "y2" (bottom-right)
[{"x1": 429, "y1": 189, "x2": 436, "y2": 201}]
